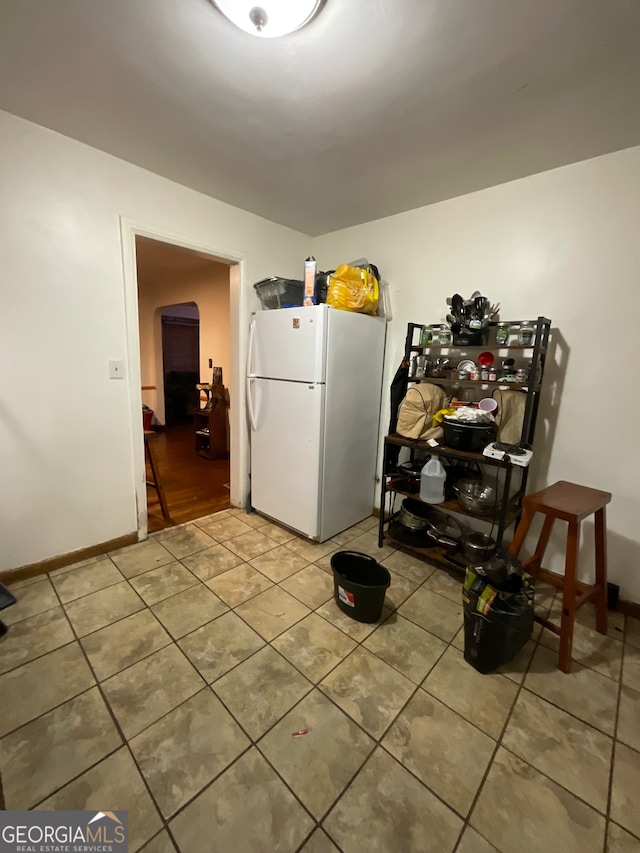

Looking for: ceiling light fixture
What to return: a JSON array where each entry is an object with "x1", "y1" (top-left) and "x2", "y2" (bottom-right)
[{"x1": 213, "y1": 0, "x2": 324, "y2": 38}]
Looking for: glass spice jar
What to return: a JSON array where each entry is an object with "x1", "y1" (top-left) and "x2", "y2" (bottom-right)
[
  {"x1": 496, "y1": 323, "x2": 510, "y2": 345},
  {"x1": 420, "y1": 326, "x2": 432, "y2": 346},
  {"x1": 439, "y1": 326, "x2": 452, "y2": 346},
  {"x1": 518, "y1": 323, "x2": 534, "y2": 346}
]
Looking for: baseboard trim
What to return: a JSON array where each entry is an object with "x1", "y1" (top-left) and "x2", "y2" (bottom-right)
[{"x1": 0, "y1": 532, "x2": 139, "y2": 585}]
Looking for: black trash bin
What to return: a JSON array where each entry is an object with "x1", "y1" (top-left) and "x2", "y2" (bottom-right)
[
  {"x1": 462, "y1": 550, "x2": 534, "y2": 674},
  {"x1": 331, "y1": 551, "x2": 391, "y2": 623},
  {"x1": 0, "y1": 582, "x2": 17, "y2": 637}
]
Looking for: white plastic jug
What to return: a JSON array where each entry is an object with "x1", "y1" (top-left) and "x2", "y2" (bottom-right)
[{"x1": 420, "y1": 456, "x2": 446, "y2": 504}]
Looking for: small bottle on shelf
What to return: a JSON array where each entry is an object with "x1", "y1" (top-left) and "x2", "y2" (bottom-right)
[
  {"x1": 438, "y1": 326, "x2": 452, "y2": 346},
  {"x1": 518, "y1": 323, "x2": 534, "y2": 345},
  {"x1": 496, "y1": 323, "x2": 510, "y2": 345}
]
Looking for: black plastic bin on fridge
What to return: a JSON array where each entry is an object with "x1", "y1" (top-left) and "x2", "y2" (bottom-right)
[{"x1": 331, "y1": 551, "x2": 391, "y2": 623}]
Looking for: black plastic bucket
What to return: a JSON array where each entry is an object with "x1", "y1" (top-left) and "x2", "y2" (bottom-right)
[{"x1": 331, "y1": 551, "x2": 391, "y2": 623}]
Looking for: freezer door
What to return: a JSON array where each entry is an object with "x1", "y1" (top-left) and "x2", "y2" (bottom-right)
[
  {"x1": 249, "y1": 377, "x2": 324, "y2": 538},
  {"x1": 248, "y1": 306, "x2": 327, "y2": 382}
]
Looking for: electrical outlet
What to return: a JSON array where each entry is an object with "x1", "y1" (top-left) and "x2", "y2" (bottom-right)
[
  {"x1": 209, "y1": 358, "x2": 213, "y2": 368},
  {"x1": 109, "y1": 360, "x2": 125, "y2": 379}
]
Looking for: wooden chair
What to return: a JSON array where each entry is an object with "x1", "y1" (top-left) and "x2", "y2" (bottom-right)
[{"x1": 509, "y1": 480, "x2": 611, "y2": 673}]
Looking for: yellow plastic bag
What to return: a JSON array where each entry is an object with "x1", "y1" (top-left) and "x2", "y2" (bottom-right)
[
  {"x1": 326, "y1": 264, "x2": 379, "y2": 315},
  {"x1": 432, "y1": 407, "x2": 455, "y2": 428}
]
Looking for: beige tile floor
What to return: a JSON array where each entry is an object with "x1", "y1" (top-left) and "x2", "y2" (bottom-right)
[{"x1": 0, "y1": 508, "x2": 639, "y2": 853}]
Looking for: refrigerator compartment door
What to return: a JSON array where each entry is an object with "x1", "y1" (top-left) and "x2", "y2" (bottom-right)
[
  {"x1": 250, "y1": 378, "x2": 324, "y2": 539},
  {"x1": 249, "y1": 306, "x2": 327, "y2": 383}
]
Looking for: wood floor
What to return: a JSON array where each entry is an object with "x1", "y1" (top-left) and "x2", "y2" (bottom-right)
[{"x1": 145, "y1": 422, "x2": 231, "y2": 533}]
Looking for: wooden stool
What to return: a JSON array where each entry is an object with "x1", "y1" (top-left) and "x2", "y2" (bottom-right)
[
  {"x1": 509, "y1": 480, "x2": 612, "y2": 673},
  {"x1": 144, "y1": 431, "x2": 174, "y2": 526}
]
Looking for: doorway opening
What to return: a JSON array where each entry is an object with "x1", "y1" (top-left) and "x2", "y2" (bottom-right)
[
  {"x1": 162, "y1": 302, "x2": 200, "y2": 427},
  {"x1": 135, "y1": 236, "x2": 232, "y2": 532}
]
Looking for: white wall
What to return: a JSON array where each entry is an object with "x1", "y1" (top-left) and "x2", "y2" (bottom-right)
[
  {"x1": 0, "y1": 109, "x2": 310, "y2": 572},
  {"x1": 138, "y1": 262, "x2": 231, "y2": 423},
  {"x1": 313, "y1": 145, "x2": 640, "y2": 602},
  {"x1": 3, "y1": 104, "x2": 639, "y2": 603}
]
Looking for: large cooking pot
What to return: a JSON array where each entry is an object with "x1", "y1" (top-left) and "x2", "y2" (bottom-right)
[
  {"x1": 398, "y1": 499, "x2": 463, "y2": 547},
  {"x1": 442, "y1": 418, "x2": 496, "y2": 452},
  {"x1": 461, "y1": 532, "x2": 496, "y2": 563},
  {"x1": 398, "y1": 497, "x2": 432, "y2": 530}
]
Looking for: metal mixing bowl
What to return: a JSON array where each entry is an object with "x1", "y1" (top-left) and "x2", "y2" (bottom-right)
[{"x1": 454, "y1": 479, "x2": 500, "y2": 515}]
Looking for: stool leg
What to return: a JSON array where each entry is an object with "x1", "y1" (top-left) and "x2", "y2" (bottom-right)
[
  {"x1": 529, "y1": 515, "x2": 555, "y2": 576},
  {"x1": 594, "y1": 507, "x2": 608, "y2": 636},
  {"x1": 558, "y1": 520, "x2": 579, "y2": 674},
  {"x1": 509, "y1": 506, "x2": 535, "y2": 557}
]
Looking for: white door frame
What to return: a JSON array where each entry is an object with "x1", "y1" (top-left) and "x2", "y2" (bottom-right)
[{"x1": 119, "y1": 217, "x2": 247, "y2": 539}]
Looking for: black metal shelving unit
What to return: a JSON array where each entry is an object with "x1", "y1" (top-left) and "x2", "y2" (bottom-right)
[{"x1": 378, "y1": 316, "x2": 551, "y2": 573}]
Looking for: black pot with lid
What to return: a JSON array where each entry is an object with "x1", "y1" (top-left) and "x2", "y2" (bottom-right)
[{"x1": 442, "y1": 418, "x2": 496, "y2": 452}]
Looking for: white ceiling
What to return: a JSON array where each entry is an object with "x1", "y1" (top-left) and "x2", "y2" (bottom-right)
[{"x1": 1, "y1": 0, "x2": 639, "y2": 235}]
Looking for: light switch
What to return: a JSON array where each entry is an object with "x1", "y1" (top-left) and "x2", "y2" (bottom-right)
[{"x1": 109, "y1": 360, "x2": 125, "y2": 379}]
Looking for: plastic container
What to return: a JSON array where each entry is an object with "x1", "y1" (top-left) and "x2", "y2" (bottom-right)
[
  {"x1": 331, "y1": 551, "x2": 391, "y2": 623},
  {"x1": 142, "y1": 406, "x2": 154, "y2": 431},
  {"x1": 420, "y1": 456, "x2": 446, "y2": 504},
  {"x1": 254, "y1": 277, "x2": 304, "y2": 309}
]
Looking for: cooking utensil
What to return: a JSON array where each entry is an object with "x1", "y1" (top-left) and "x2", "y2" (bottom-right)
[
  {"x1": 461, "y1": 531, "x2": 496, "y2": 562},
  {"x1": 454, "y1": 479, "x2": 500, "y2": 515},
  {"x1": 398, "y1": 501, "x2": 464, "y2": 548},
  {"x1": 399, "y1": 498, "x2": 432, "y2": 531},
  {"x1": 451, "y1": 293, "x2": 464, "y2": 320}
]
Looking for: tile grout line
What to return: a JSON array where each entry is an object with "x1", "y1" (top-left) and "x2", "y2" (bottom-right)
[
  {"x1": 450, "y1": 589, "x2": 628, "y2": 852},
  {"x1": 38, "y1": 578, "x2": 181, "y2": 852},
  {"x1": 149, "y1": 553, "x2": 434, "y2": 846},
  {"x1": 450, "y1": 594, "x2": 548, "y2": 853},
  {"x1": 35, "y1": 574, "x2": 210, "y2": 852},
  {"x1": 603, "y1": 613, "x2": 629, "y2": 850},
  {"x1": 0, "y1": 578, "x2": 127, "y2": 813},
  {"x1": 0, "y1": 515, "x2": 352, "y2": 838},
  {"x1": 4, "y1": 520, "x2": 633, "y2": 852}
]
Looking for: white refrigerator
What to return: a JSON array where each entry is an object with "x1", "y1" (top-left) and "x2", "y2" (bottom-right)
[{"x1": 246, "y1": 305, "x2": 386, "y2": 542}]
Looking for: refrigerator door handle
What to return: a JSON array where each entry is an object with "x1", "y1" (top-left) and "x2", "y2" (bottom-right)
[
  {"x1": 246, "y1": 377, "x2": 258, "y2": 432},
  {"x1": 247, "y1": 317, "x2": 257, "y2": 378}
]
